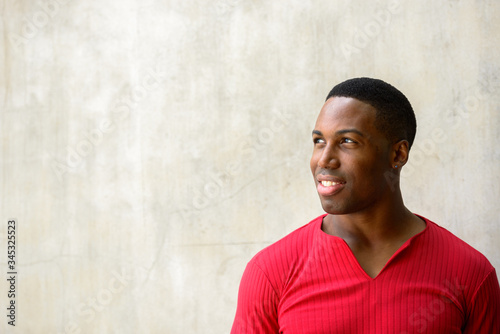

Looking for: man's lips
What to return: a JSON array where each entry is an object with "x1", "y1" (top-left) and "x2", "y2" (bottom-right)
[{"x1": 316, "y1": 175, "x2": 345, "y2": 196}]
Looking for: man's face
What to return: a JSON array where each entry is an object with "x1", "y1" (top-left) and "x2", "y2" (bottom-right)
[{"x1": 310, "y1": 96, "x2": 393, "y2": 215}]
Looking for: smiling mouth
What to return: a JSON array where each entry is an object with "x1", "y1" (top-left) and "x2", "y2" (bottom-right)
[
  {"x1": 320, "y1": 180, "x2": 343, "y2": 187},
  {"x1": 316, "y1": 178, "x2": 345, "y2": 196}
]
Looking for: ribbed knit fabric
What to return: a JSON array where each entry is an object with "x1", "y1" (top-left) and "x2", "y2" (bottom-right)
[{"x1": 231, "y1": 214, "x2": 500, "y2": 333}]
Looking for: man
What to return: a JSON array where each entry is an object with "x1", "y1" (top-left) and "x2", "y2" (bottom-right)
[{"x1": 231, "y1": 77, "x2": 500, "y2": 333}]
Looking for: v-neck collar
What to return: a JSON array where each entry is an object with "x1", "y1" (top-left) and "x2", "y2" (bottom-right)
[{"x1": 316, "y1": 213, "x2": 429, "y2": 280}]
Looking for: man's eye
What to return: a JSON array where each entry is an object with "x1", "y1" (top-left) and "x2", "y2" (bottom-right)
[
  {"x1": 313, "y1": 138, "x2": 325, "y2": 144},
  {"x1": 341, "y1": 138, "x2": 356, "y2": 144}
]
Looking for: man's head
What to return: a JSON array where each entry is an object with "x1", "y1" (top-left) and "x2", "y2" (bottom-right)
[
  {"x1": 310, "y1": 78, "x2": 416, "y2": 215},
  {"x1": 325, "y1": 77, "x2": 416, "y2": 149}
]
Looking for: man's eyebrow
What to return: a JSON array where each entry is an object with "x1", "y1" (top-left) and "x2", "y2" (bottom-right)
[
  {"x1": 336, "y1": 128, "x2": 364, "y2": 137},
  {"x1": 312, "y1": 129, "x2": 364, "y2": 137}
]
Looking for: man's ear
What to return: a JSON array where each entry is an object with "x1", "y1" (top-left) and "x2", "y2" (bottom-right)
[{"x1": 391, "y1": 140, "x2": 410, "y2": 168}]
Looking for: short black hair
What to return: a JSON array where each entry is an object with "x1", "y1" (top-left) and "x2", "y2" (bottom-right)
[{"x1": 326, "y1": 77, "x2": 417, "y2": 148}]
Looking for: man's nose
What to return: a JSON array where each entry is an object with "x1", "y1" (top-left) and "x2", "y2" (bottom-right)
[{"x1": 318, "y1": 146, "x2": 340, "y2": 169}]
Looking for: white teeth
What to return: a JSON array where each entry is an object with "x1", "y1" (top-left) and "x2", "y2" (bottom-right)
[{"x1": 321, "y1": 181, "x2": 339, "y2": 187}]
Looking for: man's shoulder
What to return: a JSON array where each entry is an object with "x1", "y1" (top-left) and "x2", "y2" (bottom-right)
[
  {"x1": 248, "y1": 214, "x2": 325, "y2": 272},
  {"x1": 420, "y1": 216, "x2": 494, "y2": 271}
]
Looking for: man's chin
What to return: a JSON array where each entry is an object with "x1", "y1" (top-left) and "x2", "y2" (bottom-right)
[{"x1": 320, "y1": 202, "x2": 345, "y2": 215}]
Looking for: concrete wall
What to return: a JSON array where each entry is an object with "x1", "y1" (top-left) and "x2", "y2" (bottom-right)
[{"x1": 1, "y1": 0, "x2": 499, "y2": 332}]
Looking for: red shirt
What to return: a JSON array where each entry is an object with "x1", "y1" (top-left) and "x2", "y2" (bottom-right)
[{"x1": 231, "y1": 214, "x2": 500, "y2": 333}]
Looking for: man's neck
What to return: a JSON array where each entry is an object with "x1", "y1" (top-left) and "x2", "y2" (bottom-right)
[
  {"x1": 321, "y1": 195, "x2": 427, "y2": 278},
  {"x1": 322, "y1": 195, "x2": 425, "y2": 247}
]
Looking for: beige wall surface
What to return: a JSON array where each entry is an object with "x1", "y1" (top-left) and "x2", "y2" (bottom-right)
[{"x1": 1, "y1": 0, "x2": 499, "y2": 333}]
